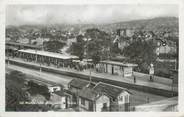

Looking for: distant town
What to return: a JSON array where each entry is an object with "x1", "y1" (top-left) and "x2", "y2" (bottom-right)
[{"x1": 6, "y1": 16, "x2": 178, "y2": 112}]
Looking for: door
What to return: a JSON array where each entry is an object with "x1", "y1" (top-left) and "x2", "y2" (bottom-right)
[{"x1": 112, "y1": 65, "x2": 114, "y2": 74}]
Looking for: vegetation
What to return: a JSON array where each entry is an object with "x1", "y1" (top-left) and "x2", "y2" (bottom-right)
[
  {"x1": 69, "y1": 28, "x2": 111, "y2": 64},
  {"x1": 27, "y1": 81, "x2": 50, "y2": 100},
  {"x1": 69, "y1": 35, "x2": 85, "y2": 60},
  {"x1": 6, "y1": 70, "x2": 52, "y2": 111},
  {"x1": 123, "y1": 40, "x2": 157, "y2": 73},
  {"x1": 43, "y1": 40, "x2": 66, "y2": 53},
  {"x1": 85, "y1": 28, "x2": 111, "y2": 63},
  {"x1": 6, "y1": 17, "x2": 178, "y2": 77},
  {"x1": 6, "y1": 71, "x2": 29, "y2": 111}
]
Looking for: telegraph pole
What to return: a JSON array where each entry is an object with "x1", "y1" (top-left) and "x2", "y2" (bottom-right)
[{"x1": 87, "y1": 37, "x2": 92, "y2": 83}]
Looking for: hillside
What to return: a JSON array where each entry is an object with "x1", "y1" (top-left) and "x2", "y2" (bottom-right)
[
  {"x1": 102, "y1": 17, "x2": 178, "y2": 33},
  {"x1": 6, "y1": 17, "x2": 179, "y2": 36}
]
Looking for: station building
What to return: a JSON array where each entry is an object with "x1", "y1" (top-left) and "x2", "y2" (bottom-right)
[{"x1": 96, "y1": 60, "x2": 137, "y2": 77}]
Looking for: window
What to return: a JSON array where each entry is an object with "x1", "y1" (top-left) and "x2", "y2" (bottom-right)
[
  {"x1": 119, "y1": 96, "x2": 123, "y2": 101},
  {"x1": 125, "y1": 95, "x2": 129, "y2": 103},
  {"x1": 103, "y1": 103, "x2": 107, "y2": 108},
  {"x1": 112, "y1": 98, "x2": 116, "y2": 102},
  {"x1": 53, "y1": 88, "x2": 57, "y2": 91},
  {"x1": 81, "y1": 98, "x2": 85, "y2": 106}
]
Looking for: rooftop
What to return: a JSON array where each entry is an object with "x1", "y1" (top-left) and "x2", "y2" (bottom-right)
[
  {"x1": 100, "y1": 60, "x2": 137, "y2": 67},
  {"x1": 69, "y1": 79, "x2": 90, "y2": 89},
  {"x1": 78, "y1": 87, "x2": 100, "y2": 101},
  {"x1": 18, "y1": 49, "x2": 79, "y2": 60},
  {"x1": 93, "y1": 82, "x2": 130, "y2": 99},
  {"x1": 69, "y1": 79, "x2": 96, "y2": 89},
  {"x1": 6, "y1": 45, "x2": 18, "y2": 50},
  {"x1": 6, "y1": 41, "x2": 42, "y2": 49},
  {"x1": 53, "y1": 90, "x2": 65, "y2": 97}
]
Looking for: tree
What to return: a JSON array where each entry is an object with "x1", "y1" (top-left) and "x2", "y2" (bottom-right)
[
  {"x1": 85, "y1": 28, "x2": 111, "y2": 64},
  {"x1": 27, "y1": 81, "x2": 50, "y2": 100},
  {"x1": 69, "y1": 35, "x2": 85, "y2": 60},
  {"x1": 43, "y1": 40, "x2": 66, "y2": 53},
  {"x1": 6, "y1": 71, "x2": 52, "y2": 111},
  {"x1": 7, "y1": 70, "x2": 26, "y2": 86},
  {"x1": 123, "y1": 40, "x2": 157, "y2": 73},
  {"x1": 6, "y1": 71, "x2": 29, "y2": 111},
  {"x1": 69, "y1": 28, "x2": 111, "y2": 63}
]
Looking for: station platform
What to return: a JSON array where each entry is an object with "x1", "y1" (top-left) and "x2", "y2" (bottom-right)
[{"x1": 6, "y1": 57, "x2": 178, "y2": 97}]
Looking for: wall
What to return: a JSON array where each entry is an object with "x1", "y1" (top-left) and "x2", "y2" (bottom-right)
[
  {"x1": 78, "y1": 97, "x2": 90, "y2": 111},
  {"x1": 117, "y1": 91, "x2": 130, "y2": 111},
  {"x1": 123, "y1": 67, "x2": 133, "y2": 77},
  {"x1": 95, "y1": 95, "x2": 110, "y2": 112},
  {"x1": 50, "y1": 94, "x2": 66, "y2": 109}
]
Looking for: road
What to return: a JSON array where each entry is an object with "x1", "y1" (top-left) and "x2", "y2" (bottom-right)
[
  {"x1": 135, "y1": 97, "x2": 178, "y2": 111},
  {"x1": 6, "y1": 64, "x2": 73, "y2": 88},
  {"x1": 6, "y1": 64, "x2": 167, "y2": 107}
]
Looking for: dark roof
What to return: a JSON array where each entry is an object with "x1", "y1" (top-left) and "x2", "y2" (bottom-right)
[
  {"x1": 69, "y1": 79, "x2": 91, "y2": 89},
  {"x1": 54, "y1": 91, "x2": 65, "y2": 96},
  {"x1": 64, "y1": 89, "x2": 75, "y2": 95},
  {"x1": 6, "y1": 46, "x2": 18, "y2": 50},
  {"x1": 6, "y1": 41, "x2": 42, "y2": 49},
  {"x1": 93, "y1": 82, "x2": 130, "y2": 99},
  {"x1": 100, "y1": 60, "x2": 137, "y2": 67},
  {"x1": 78, "y1": 87, "x2": 100, "y2": 101}
]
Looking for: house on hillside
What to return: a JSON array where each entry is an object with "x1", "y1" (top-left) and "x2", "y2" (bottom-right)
[
  {"x1": 118, "y1": 36, "x2": 130, "y2": 50},
  {"x1": 118, "y1": 28, "x2": 135, "y2": 37},
  {"x1": 144, "y1": 31, "x2": 154, "y2": 41},
  {"x1": 78, "y1": 87, "x2": 110, "y2": 112},
  {"x1": 155, "y1": 39, "x2": 177, "y2": 55},
  {"x1": 94, "y1": 82, "x2": 131, "y2": 111},
  {"x1": 114, "y1": 28, "x2": 134, "y2": 50}
]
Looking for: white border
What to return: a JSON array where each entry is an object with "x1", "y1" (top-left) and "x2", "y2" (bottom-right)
[{"x1": 0, "y1": 0, "x2": 184, "y2": 116}]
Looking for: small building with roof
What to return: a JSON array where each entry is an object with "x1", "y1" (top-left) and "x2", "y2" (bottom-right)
[
  {"x1": 93, "y1": 82, "x2": 131, "y2": 111},
  {"x1": 67, "y1": 79, "x2": 96, "y2": 107},
  {"x1": 97, "y1": 60, "x2": 137, "y2": 77},
  {"x1": 67, "y1": 79, "x2": 131, "y2": 111},
  {"x1": 78, "y1": 87, "x2": 110, "y2": 112}
]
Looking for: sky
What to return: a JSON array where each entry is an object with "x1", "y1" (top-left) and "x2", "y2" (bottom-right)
[{"x1": 6, "y1": 4, "x2": 178, "y2": 26}]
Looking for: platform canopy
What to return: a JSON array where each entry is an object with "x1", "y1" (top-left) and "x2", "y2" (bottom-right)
[
  {"x1": 100, "y1": 60, "x2": 138, "y2": 67},
  {"x1": 6, "y1": 46, "x2": 18, "y2": 50},
  {"x1": 18, "y1": 49, "x2": 79, "y2": 60}
]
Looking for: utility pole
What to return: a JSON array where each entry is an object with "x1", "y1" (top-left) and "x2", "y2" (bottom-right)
[
  {"x1": 39, "y1": 63, "x2": 42, "y2": 75},
  {"x1": 86, "y1": 37, "x2": 92, "y2": 83},
  {"x1": 89, "y1": 69, "x2": 92, "y2": 83},
  {"x1": 35, "y1": 50, "x2": 38, "y2": 63},
  {"x1": 7, "y1": 51, "x2": 10, "y2": 67}
]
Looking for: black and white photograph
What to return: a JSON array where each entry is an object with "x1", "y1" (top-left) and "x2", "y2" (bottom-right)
[{"x1": 5, "y1": 4, "x2": 179, "y2": 112}]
